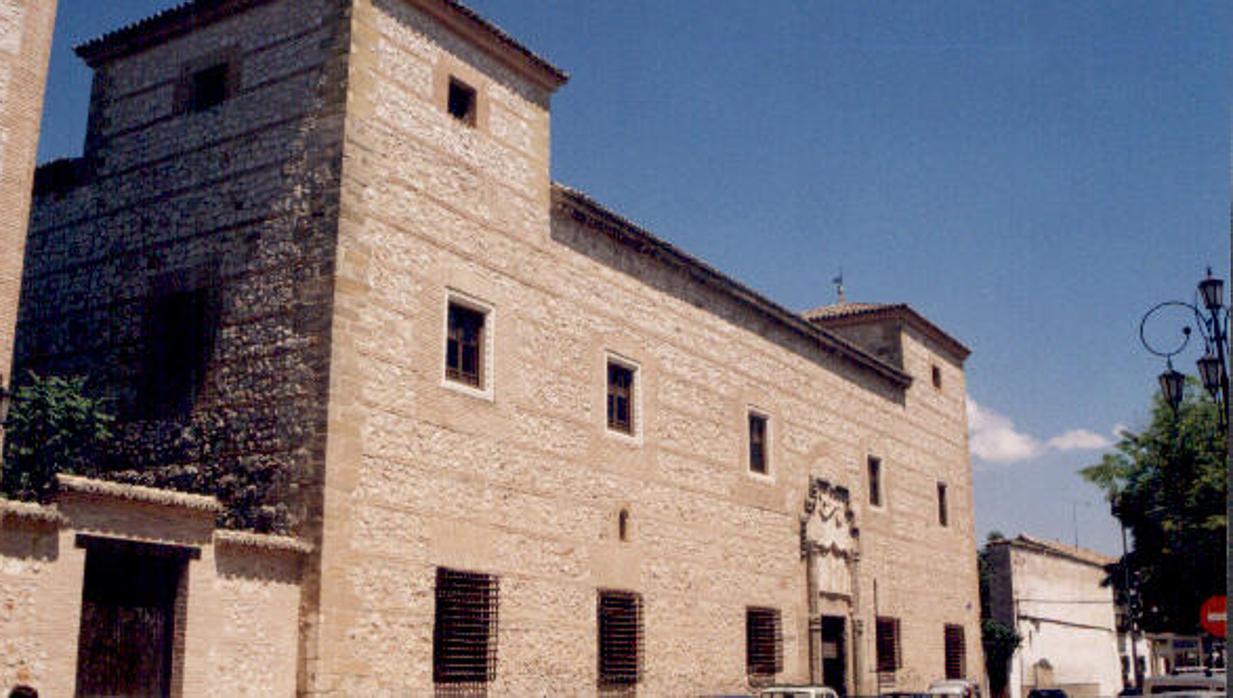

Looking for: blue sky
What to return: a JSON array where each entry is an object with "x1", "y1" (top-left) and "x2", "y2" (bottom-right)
[{"x1": 39, "y1": 1, "x2": 1230, "y2": 556}]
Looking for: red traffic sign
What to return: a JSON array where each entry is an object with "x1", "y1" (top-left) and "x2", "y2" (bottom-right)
[{"x1": 1200, "y1": 596, "x2": 1226, "y2": 638}]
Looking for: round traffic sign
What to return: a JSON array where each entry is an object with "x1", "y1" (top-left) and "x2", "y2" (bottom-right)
[{"x1": 1200, "y1": 596, "x2": 1226, "y2": 638}]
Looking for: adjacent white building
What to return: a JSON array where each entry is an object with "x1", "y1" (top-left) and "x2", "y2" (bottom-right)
[{"x1": 985, "y1": 535, "x2": 1123, "y2": 698}]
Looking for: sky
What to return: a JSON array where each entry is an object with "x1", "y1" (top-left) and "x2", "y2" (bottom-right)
[{"x1": 37, "y1": 1, "x2": 1230, "y2": 557}]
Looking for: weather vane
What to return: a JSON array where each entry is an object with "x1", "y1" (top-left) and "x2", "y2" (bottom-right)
[{"x1": 832, "y1": 267, "x2": 845, "y2": 304}]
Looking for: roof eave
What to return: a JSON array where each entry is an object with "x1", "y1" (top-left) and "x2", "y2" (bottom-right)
[
  {"x1": 552, "y1": 185, "x2": 912, "y2": 390},
  {"x1": 74, "y1": 0, "x2": 570, "y2": 92},
  {"x1": 806, "y1": 305, "x2": 971, "y2": 363}
]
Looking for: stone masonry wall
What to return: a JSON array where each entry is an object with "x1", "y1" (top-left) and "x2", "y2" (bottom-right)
[
  {"x1": 0, "y1": 0, "x2": 55, "y2": 389},
  {"x1": 16, "y1": 0, "x2": 349, "y2": 534},
  {"x1": 311, "y1": 0, "x2": 984, "y2": 694}
]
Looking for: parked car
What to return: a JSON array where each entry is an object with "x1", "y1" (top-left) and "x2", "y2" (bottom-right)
[
  {"x1": 757, "y1": 686, "x2": 841, "y2": 698},
  {"x1": 1143, "y1": 672, "x2": 1226, "y2": 696},
  {"x1": 927, "y1": 679, "x2": 982, "y2": 698}
]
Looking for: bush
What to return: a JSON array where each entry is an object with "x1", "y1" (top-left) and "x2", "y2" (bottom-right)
[{"x1": 1, "y1": 372, "x2": 115, "y2": 502}]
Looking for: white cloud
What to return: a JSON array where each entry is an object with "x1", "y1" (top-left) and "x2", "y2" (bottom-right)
[
  {"x1": 968, "y1": 400, "x2": 1045, "y2": 462},
  {"x1": 968, "y1": 400, "x2": 1112, "y2": 465},
  {"x1": 1046, "y1": 429, "x2": 1113, "y2": 451}
]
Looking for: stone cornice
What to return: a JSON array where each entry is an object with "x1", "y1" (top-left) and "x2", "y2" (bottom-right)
[
  {"x1": 408, "y1": 0, "x2": 568, "y2": 91},
  {"x1": 552, "y1": 184, "x2": 913, "y2": 390},
  {"x1": 214, "y1": 529, "x2": 314, "y2": 554},
  {"x1": 56, "y1": 474, "x2": 222, "y2": 513},
  {"x1": 0, "y1": 499, "x2": 64, "y2": 524}
]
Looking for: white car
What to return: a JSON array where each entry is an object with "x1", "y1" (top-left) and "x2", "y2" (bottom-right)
[
  {"x1": 758, "y1": 687, "x2": 841, "y2": 698},
  {"x1": 927, "y1": 679, "x2": 983, "y2": 698}
]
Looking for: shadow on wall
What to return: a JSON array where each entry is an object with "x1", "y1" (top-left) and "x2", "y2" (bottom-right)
[
  {"x1": 0, "y1": 519, "x2": 60, "y2": 562},
  {"x1": 214, "y1": 544, "x2": 301, "y2": 584}
]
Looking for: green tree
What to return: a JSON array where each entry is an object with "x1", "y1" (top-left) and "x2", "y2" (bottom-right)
[
  {"x1": 1080, "y1": 379, "x2": 1226, "y2": 634},
  {"x1": 1, "y1": 372, "x2": 115, "y2": 502}
]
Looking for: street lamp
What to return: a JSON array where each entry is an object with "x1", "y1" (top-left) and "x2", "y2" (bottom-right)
[{"x1": 1139, "y1": 268, "x2": 1230, "y2": 426}]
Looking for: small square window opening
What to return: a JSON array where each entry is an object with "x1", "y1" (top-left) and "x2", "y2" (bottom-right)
[
  {"x1": 748, "y1": 412, "x2": 768, "y2": 475},
  {"x1": 446, "y1": 303, "x2": 485, "y2": 388},
  {"x1": 189, "y1": 63, "x2": 230, "y2": 113},
  {"x1": 448, "y1": 77, "x2": 477, "y2": 126},
  {"x1": 607, "y1": 362, "x2": 635, "y2": 435},
  {"x1": 932, "y1": 365, "x2": 943, "y2": 389}
]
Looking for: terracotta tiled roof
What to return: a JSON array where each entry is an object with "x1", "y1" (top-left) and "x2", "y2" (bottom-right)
[
  {"x1": 75, "y1": 0, "x2": 569, "y2": 89},
  {"x1": 552, "y1": 183, "x2": 913, "y2": 389},
  {"x1": 804, "y1": 300, "x2": 971, "y2": 362},
  {"x1": 1006, "y1": 533, "x2": 1118, "y2": 567},
  {"x1": 802, "y1": 302, "x2": 905, "y2": 320}
]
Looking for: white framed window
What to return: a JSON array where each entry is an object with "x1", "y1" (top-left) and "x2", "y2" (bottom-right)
[
  {"x1": 441, "y1": 289, "x2": 494, "y2": 401},
  {"x1": 605, "y1": 352, "x2": 642, "y2": 442}
]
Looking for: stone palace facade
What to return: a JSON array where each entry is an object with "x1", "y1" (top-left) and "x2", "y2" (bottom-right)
[{"x1": 4, "y1": 1, "x2": 983, "y2": 695}]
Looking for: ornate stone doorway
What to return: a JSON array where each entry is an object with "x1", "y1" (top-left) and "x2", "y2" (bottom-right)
[{"x1": 801, "y1": 477, "x2": 861, "y2": 695}]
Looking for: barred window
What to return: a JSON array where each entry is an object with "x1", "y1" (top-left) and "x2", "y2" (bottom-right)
[
  {"x1": 748, "y1": 412, "x2": 768, "y2": 474},
  {"x1": 607, "y1": 362, "x2": 635, "y2": 434},
  {"x1": 446, "y1": 303, "x2": 485, "y2": 388},
  {"x1": 433, "y1": 568, "x2": 499, "y2": 685},
  {"x1": 945, "y1": 624, "x2": 966, "y2": 679},
  {"x1": 876, "y1": 616, "x2": 901, "y2": 673},
  {"x1": 598, "y1": 590, "x2": 642, "y2": 686},
  {"x1": 746, "y1": 607, "x2": 783, "y2": 679}
]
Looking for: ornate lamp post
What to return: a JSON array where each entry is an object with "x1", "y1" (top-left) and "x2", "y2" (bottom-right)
[{"x1": 1139, "y1": 268, "x2": 1229, "y2": 427}]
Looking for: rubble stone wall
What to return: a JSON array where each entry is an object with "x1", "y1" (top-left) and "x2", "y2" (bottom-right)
[{"x1": 16, "y1": 0, "x2": 350, "y2": 534}]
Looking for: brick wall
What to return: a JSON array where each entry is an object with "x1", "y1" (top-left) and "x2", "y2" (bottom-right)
[{"x1": 0, "y1": 0, "x2": 56, "y2": 387}]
